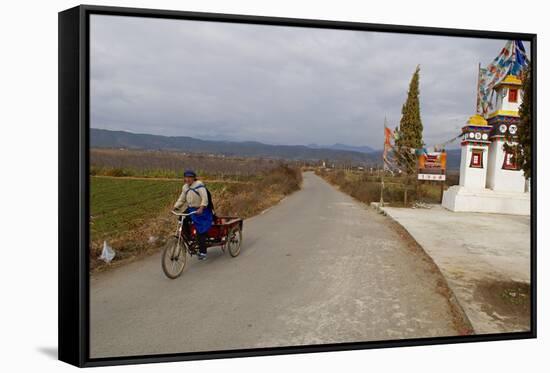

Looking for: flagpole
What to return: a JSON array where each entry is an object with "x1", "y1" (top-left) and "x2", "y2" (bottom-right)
[
  {"x1": 475, "y1": 62, "x2": 482, "y2": 115},
  {"x1": 380, "y1": 116, "x2": 387, "y2": 207},
  {"x1": 380, "y1": 166, "x2": 384, "y2": 207}
]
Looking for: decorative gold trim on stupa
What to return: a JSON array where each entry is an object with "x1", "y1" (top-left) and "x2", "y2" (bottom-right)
[
  {"x1": 466, "y1": 114, "x2": 489, "y2": 126},
  {"x1": 495, "y1": 74, "x2": 522, "y2": 88},
  {"x1": 487, "y1": 110, "x2": 520, "y2": 119}
]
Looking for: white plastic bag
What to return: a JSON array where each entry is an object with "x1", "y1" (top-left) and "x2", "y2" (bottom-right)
[{"x1": 99, "y1": 240, "x2": 116, "y2": 263}]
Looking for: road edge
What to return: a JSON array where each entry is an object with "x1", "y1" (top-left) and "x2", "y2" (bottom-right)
[
  {"x1": 312, "y1": 172, "x2": 474, "y2": 335},
  {"x1": 371, "y1": 202, "x2": 475, "y2": 335}
]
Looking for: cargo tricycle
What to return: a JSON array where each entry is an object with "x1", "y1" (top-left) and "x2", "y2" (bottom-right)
[{"x1": 161, "y1": 210, "x2": 243, "y2": 279}]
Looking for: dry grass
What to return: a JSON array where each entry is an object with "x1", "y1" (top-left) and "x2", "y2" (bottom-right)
[
  {"x1": 215, "y1": 164, "x2": 302, "y2": 217},
  {"x1": 316, "y1": 169, "x2": 445, "y2": 207}
]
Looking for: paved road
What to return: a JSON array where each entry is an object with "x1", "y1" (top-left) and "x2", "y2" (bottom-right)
[{"x1": 90, "y1": 172, "x2": 459, "y2": 358}]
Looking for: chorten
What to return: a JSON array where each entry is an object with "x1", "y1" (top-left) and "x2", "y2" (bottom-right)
[
  {"x1": 442, "y1": 74, "x2": 529, "y2": 215},
  {"x1": 457, "y1": 113, "x2": 492, "y2": 190},
  {"x1": 485, "y1": 75, "x2": 525, "y2": 192}
]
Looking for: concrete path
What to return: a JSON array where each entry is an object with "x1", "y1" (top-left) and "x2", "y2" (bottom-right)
[
  {"x1": 90, "y1": 172, "x2": 460, "y2": 358},
  {"x1": 380, "y1": 205, "x2": 531, "y2": 334}
]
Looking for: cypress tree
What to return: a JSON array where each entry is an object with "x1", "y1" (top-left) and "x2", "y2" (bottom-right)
[{"x1": 395, "y1": 65, "x2": 424, "y2": 175}]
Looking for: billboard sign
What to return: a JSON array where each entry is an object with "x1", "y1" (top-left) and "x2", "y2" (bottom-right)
[{"x1": 418, "y1": 151, "x2": 447, "y2": 181}]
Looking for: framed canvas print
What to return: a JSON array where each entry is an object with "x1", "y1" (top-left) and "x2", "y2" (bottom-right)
[{"x1": 58, "y1": 5, "x2": 537, "y2": 367}]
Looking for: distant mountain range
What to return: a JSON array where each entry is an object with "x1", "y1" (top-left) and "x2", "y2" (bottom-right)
[
  {"x1": 90, "y1": 128, "x2": 379, "y2": 165},
  {"x1": 307, "y1": 143, "x2": 375, "y2": 154},
  {"x1": 90, "y1": 128, "x2": 461, "y2": 170}
]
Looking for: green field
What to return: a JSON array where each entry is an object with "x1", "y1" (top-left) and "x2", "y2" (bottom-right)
[{"x1": 90, "y1": 176, "x2": 223, "y2": 241}]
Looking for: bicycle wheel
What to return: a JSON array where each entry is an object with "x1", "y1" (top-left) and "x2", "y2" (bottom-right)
[
  {"x1": 161, "y1": 236, "x2": 187, "y2": 279},
  {"x1": 227, "y1": 226, "x2": 242, "y2": 257}
]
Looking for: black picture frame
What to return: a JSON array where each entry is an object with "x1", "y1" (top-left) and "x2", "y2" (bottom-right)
[{"x1": 58, "y1": 4, "x2": 537, "y2": 367}]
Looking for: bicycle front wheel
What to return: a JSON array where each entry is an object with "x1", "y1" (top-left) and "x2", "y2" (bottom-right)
[{"x1": 161, "y1": 236, "x2": 187, "y2": 279}]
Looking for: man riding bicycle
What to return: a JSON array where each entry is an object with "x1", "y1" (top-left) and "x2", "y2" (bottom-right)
[{"x1": 172, "y1": 170, "x2": 214, "y2": 260}]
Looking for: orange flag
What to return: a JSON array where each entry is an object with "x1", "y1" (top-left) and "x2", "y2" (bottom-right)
[{"x1": 384, "y1": 126, "x2": 392, "y2": 147}]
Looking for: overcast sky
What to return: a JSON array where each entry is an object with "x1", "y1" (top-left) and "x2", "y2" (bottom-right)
[{"x1": 90, "y1": 15, "x2": 530, "y2": 150}]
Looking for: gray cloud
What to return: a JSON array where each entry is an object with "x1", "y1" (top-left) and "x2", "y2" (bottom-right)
[{"x1": 90, "y1": 15, "x2": 530, "y2": 149}]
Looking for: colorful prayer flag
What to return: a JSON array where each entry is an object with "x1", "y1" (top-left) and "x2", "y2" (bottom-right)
[{"x1": 477, "y1": 40, "x2": 529, "y2": 116}]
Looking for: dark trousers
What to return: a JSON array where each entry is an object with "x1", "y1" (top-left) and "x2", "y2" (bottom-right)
[
  {"x1": 182, "y1": 217, "x2": 207, "y2": 255},
  {"x1": 197, "y1": 232, "x2": 208, "y2": 255}
]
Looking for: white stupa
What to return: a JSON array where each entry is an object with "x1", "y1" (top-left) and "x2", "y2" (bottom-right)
[{"x1": 442, "y1": 74, "x2": 530, "y2": 215}]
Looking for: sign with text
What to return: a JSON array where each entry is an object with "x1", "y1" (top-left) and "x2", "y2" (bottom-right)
[{"x1": 418, "y1": 151, "x2": 447, "y2": 181}]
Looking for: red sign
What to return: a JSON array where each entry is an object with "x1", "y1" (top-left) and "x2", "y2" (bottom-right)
[{"x1": 418, "y1": 152, "x2": 447, "y2": 181}]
